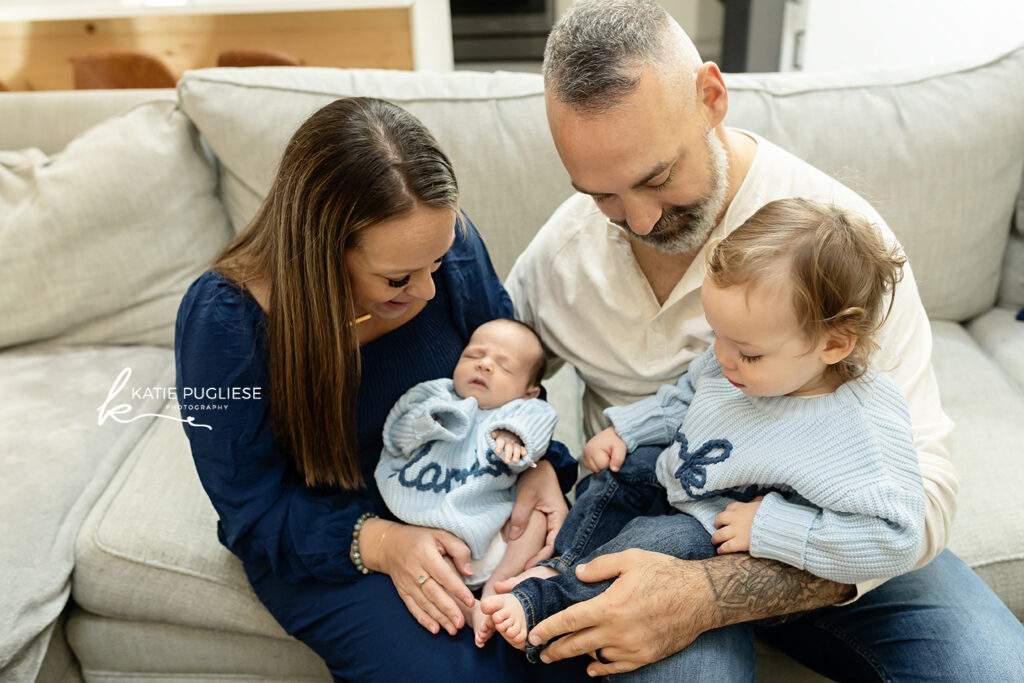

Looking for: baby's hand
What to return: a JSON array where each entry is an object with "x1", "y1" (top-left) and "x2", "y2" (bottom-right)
[
  {"x1": 492, "y1": 429, "x2": 526, "y2": 464},
  {"x1": 711, "y1": 496, "x2": 764, "y2": 554},
  {"x1": 582, "y1": 427, "x2": 628, "y2": 472}
]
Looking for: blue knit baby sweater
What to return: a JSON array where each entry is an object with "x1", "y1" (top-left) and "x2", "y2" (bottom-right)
[
  {"x1": 375, "y1": 378, "x2": 558, "y2": 559},
  {"x1": 605, "y1": 346, "x2": 926, "y2": 585}
]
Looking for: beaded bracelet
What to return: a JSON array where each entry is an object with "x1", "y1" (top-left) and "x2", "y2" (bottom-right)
[{"x1": 350, "y1": 511, "x2": 377, "y2": 575}]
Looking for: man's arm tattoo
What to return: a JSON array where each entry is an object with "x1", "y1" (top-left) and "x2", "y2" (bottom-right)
[{"x1": 702, "y1": 554, "x2": 856, "y2": 625}]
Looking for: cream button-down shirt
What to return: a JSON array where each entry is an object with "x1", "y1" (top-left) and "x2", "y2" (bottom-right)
[{"x1": 505, "y1": 131, "x2": 956, "y2": 599}]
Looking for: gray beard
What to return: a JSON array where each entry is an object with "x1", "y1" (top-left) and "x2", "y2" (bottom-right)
[{"x1": 618, "y1": 129, "x2": 730, "y2": 255}]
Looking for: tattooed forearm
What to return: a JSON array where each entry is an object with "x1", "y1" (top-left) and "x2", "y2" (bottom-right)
[{"x1": 701, "y1": 554, "x2": 855, "y2": 626}]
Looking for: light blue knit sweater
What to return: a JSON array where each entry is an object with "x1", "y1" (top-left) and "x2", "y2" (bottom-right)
[
  {"x1": 605, "y1": 346, "x2": 926, "y2": 585},
  {"x1": 375, "y1": 378, "x2": 558, "y2": 559}
]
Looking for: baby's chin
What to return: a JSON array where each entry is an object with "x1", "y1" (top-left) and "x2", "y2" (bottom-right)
[{"x1": 454, "y1": 383, "x2": 497, "y2": 409}]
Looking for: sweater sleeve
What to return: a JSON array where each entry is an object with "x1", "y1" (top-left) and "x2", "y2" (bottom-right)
[
  {"x1": 750, "y1": 489, "x2": 925, "y2": 585},
  {"x1": 175, "y1": 274, "x2": 374, "y2": 584},
  {"x1": 486, "y1": 398, "x2": 559, "y2": 471},
  {"x1": 603, "y1": 348, "x2": 709, "y2": 451},
  {"x1": 381, "y1": 379, "x2": 471, "y2": 458},
  {"x1": 748, "y1": 396, "x2": 926, "y2": 585}
]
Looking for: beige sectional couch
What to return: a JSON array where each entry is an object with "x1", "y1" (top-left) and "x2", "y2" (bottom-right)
[{"x1": 2, "y1": 44, "x2": 1023, "y2": 682}]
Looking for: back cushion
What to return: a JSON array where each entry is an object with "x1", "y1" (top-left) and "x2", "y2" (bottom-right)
[
  {"x1": 180, "y1": 45, "x2": 1024, "y2": 319},
  {"x1": 0, "y1": 102, "x2": 232, "y2": 348},
  {"x1": 724, "y1": 45, "x2": 1024, "y2": 321},
  {"x1": 177, "y1": 68, "x2": 573, "y2": 280}
]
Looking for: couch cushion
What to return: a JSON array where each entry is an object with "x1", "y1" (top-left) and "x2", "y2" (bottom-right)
[
  {"x1": 998, "y1": 234, "x2": 1024, "y2": 309},
  {"x1": 66, "y1": 608, "x2": 329, "y2": 682},
  {"x1": 177, "y1": 67, "x2": 572, "y2": 280},
  {"x1": 0, "y1": 101, "x2": 232, "y2": 349},
  {"x1": 0, "y1": 89, "x2": 174, "y2": 154},
  {"x1": 724, "y1": 45, "x2": 1024, "y2": 322},
  {"x1": 73, "y1": 400, "x2": 286, "y2": 638},
  {"x1": 967, "y1": 307, "x2": 1024, "y2": 394},
  {"x1": 0, "y1": 345, "x2": 173, "y2": 682},
  {"x1": 931, "y1": 320, "x2": 1024, "y2": 618}
]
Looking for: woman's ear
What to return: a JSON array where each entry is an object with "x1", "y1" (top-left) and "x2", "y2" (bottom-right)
[
  {"x1": 820, "y1": 330, "x2": 857, "y2": 366},
  {"x1": 523, "y1": 385, "x2": 541, "y2": 400}
]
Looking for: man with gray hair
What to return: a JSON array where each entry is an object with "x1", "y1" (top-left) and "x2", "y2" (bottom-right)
[{"x1": 503, "y1": 0, "x2": 1024, "y2": 679}]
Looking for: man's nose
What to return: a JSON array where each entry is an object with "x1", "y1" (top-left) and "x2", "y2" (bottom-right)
[{"x1": 621, "y1": 197, "x2": 663, "y2": 236}]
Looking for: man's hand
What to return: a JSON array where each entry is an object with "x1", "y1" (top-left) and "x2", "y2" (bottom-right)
[
  {"x1": 527, "y1": 549, "x2": 717, "y2": 676},
  {"x1": 492, "y1": 428, "x2": 527, "y2": 464},
  {"x1": 583, "y1": 427, "x2": 628, "y2": 472},
  {"x1": 711, "y1": 496, "x2": 763, "y2": 554},
  {"x1": 528, "y1": 548, "x2": 857, "y2": 677}
]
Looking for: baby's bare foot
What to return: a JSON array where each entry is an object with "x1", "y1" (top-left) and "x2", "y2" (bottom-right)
[
  {"x1": 492, "y1": 565, "x2": 559, "y2": 594},
  {"x1": 480, "y1": 594, "x2": 529, "y2": 650},
  {"x1": 472, "y1": 601, "x2": 496, "y2": 648}
]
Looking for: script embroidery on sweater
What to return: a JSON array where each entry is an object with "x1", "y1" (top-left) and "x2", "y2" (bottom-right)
[
  {"x1": 672, "y1": 433, "x2": 736, "y2": 500},
  {"x1": 397, "y1": 446, "x2": 513, "y2": 493}
]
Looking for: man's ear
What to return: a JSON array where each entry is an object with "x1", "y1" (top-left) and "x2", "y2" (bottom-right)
[
  {"x1": 696, "y1": 62, "x2": 728, "y2": 128},
  {"x1": 820, "y1": 330, "x2": 857, "y2": 366},
  {"x1": 523, "y1": 385, "x2": 541, "y2": 400}
]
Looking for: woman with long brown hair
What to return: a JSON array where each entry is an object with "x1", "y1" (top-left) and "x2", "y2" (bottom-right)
[{"x1": 174, "y1": 98, "x2": 587, "y2": 681}]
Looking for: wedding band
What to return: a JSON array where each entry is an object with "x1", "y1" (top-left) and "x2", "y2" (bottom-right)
[
  {"x1": 417, "y1": 574, "x2": 429, "y2": 586},
  {"x1": 595, "y1": 648, "x2": 612, "y2": 664}
]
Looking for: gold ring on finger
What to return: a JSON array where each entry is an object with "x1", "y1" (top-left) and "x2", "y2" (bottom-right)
[{"x1": 417, "y1": 574, "x2": 430, "y2": 586}]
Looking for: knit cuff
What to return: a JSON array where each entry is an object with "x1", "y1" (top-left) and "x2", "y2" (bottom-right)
[
  {"x1": 604, "y1": 395, "x2": 670, "y2": 452},
  {"x1": 749, "y1": 492, "x2": 818, "y2": 571},
  {"x1": 427, "y1": 400, "x2": 471, "y2": 439},
  {"x1": 488, "y1": 412, "x2": 556, "y2": 471}
]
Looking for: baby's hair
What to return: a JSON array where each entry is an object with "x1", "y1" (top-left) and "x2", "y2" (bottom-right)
[
  {"x1": 490, "y1": 318, "x2": 548, "y2": 388},
  {"x1": 706, "y1": 198, "x2": 906, "y2": 383}
]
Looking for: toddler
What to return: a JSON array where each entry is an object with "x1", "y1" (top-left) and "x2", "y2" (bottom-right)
[
  {"x1": 482, "y1": 198, "x2": 926, "y2": 658},
  {"x1": 375, "y1": 317, "x2": 556, "y2": 646}
]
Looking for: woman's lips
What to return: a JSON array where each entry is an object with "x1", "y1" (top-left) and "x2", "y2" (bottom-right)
[{"x1": 385, "y1": 299, "x2": 411, "y2": 310}]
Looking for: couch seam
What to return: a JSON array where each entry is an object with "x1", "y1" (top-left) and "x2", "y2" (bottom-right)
[
  {"x1": 178, "y1": 72, "x2": 544, "y2": 104},
  {"x1": 725, "y1": 46, "x2": 1024, "y2": 97},
  {"x1": 178, "y1": 46, "x2": 1023, "y2": 103}
]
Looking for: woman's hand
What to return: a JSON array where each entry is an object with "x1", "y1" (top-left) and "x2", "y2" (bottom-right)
[
  {"x1": 505, "y1": 460, "x2": 567, "y2": 568},
  {"x1": 360, "y1": 519, "x2": 477, "y2": 636}
]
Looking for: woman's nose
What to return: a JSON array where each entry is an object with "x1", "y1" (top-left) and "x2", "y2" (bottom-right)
[{"x1": 405, "y1": 268, "x2": 436, "y2": 301}]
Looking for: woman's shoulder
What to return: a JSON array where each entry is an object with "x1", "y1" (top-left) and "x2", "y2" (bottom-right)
[
  {"x1": 443, "y1": 212, "x2": 489, "y2": 269},
  {"x1": 176, "y1": 270, "x2": 264, "y2": 346}
]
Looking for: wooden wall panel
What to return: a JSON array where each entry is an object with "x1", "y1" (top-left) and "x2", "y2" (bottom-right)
[{"x1": 0, "y1": 9, "x2": 413, "y2": 91}]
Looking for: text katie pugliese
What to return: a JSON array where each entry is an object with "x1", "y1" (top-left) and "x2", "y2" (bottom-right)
[{"x1": 131, "y1": 386, "x2": 263, "y2": 401}]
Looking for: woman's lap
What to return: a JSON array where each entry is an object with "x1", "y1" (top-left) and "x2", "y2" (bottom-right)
[{"x1": 246, "y1": 560, "x2": 590, "y2": 682}]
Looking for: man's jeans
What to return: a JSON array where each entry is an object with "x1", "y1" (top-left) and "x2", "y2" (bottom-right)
[{"x1": 512, "y1": 446, "x2": 1024, "y2": 680}]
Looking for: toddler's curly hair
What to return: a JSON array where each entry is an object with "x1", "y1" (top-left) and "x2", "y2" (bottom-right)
[{"x1": 706, "y1": 198, "x2": 906, "y2": 383}]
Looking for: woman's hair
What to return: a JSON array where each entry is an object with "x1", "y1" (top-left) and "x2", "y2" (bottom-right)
[
  {"x1": 706, "y1": 197, "x2": 906, "y2": 383},
  {"x1": 214, "y1": 97, "x2": 458, "y2": 490}
]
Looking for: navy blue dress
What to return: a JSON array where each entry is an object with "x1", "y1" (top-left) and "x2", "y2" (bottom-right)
[{"x1": 174, "y1": 217, "x2": 587, "y2": 682}]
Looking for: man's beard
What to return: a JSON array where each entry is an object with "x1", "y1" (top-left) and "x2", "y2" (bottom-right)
[{"x1": 615, "y1": 127, "x2": 729, "y2": 255}]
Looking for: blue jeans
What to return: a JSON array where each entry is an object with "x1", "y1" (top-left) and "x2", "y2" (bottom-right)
[{"x1": 514, "y1": 446, "x2": 1024, "y2": 680}]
